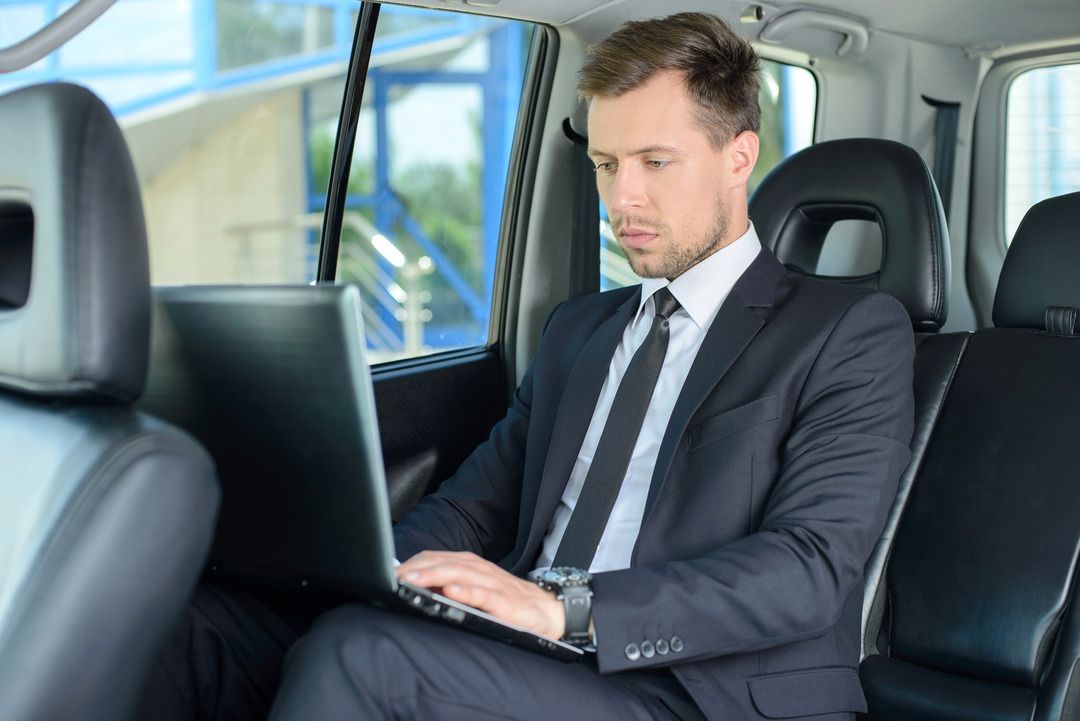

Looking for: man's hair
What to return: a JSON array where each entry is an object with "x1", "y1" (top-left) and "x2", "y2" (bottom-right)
[{"x1": 577, "y1": 12, "x2": 761, "y2": 148}]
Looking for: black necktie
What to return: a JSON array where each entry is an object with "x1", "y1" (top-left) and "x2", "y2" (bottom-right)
[{"x1": 552, "y1": 287, "x2": 682, "y2": 569}]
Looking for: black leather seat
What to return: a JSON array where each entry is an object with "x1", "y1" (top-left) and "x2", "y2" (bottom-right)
[
  {"x1": 751, "y1": 138, "x2": 967, "y2": 657},
  {"x1": 860, "y1": 191, "x2": 1080, "y2": 721},
  {"x1": 751, "y1": 138, "x2": 949, "y2": 332},
  {"x1": 0, "y1": 83, "x2": 220, "y2": 721}
]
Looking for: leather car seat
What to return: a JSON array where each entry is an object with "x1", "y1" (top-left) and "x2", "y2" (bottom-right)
[
  {"x1": 860, "y1": 190, "x2": 1080, "y2": 721},
  {"x1": 0, "y1": 83, "x2": 220, "y2": 721},
  {"x1": 751, "y1": 138, "x2": 950, "y2": 332}
]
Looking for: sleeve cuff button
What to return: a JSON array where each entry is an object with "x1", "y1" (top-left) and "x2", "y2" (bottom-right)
[{"x1": 624, "y1": 643, "x2": 641, "y2": 661}]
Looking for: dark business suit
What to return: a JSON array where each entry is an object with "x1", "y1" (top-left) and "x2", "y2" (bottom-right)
[{"x1": 273, "y1": 246, "x2": 914, "y2": 721}]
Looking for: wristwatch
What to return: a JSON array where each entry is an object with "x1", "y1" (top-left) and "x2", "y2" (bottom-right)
[{"x1": 537, "y1": 566, "x2": 593, "y2": 646}]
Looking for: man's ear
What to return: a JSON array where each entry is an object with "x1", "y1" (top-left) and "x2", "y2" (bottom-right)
[{"x1": 728, "y1": 130, "x2": 760, "y2": 188}]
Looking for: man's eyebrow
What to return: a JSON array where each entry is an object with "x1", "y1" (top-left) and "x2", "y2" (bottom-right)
[
  {"x1": 631, "y1": 144, "x2": 684, "y2": 156},
  {"x1": 587, "y1": 145, "x2": 684, "y2": 159}
]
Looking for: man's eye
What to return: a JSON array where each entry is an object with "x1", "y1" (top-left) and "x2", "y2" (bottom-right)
[
  {"x1": 594, "y1": 161, "x2": 617, "y2": 174},
  {"x1": 646, "y1": 159, "x2": 669, "y2": 169}
]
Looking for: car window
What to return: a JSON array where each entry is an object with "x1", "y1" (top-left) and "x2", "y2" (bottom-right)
[
  {"x1": 600, "y1": 58, "x2": 816, "y2": 291},
  {"x1": 0, "y1": 0, "x2": 374, "y2": 286},
  {"x1": 1005, "y1": 62, "x2": 1080, "y2": 244},
  {"x1": 0, "y1": 1, "x2": 535, "y2": 364},
  {"x1": 327, "y1": 7, "x2": 534, "y2": 363}
]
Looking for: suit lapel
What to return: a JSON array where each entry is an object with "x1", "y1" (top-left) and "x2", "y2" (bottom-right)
[
  {"x1": 642, "y1": 248, "x2": 787, "y2": 519},
  {"x1": 518, "y1": 290, "x2": 640, "y2": 561}
]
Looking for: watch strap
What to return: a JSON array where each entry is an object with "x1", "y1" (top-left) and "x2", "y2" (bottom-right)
[{"x1": 560, "y1": 584, "x2": 592, "y2": 645}]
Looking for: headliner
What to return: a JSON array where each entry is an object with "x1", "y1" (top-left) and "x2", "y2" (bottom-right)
[{"x1": 389, "y1": 0, "x2": 1080, "y2": 58}]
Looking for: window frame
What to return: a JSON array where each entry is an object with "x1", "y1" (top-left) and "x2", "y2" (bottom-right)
[{"x1": 320, "y1": 1, "x2": 552, "y2": 369}]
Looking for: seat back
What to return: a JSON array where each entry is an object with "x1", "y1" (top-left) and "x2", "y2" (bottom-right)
[
  {"x1": 751, "y1": 138, "x2": 965, "y2": 659},
  {"x1": 861, "y1": 191, "x2": 1080, "y2": 721},
  {"x1": 0, "y1": 83, "x2": 219, "y2": 721},
  {"x1": 751, "y1": 137, "x2": 950, "y2": 332}
]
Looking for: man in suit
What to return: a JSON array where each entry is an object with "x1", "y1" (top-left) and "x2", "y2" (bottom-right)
[{"x1": 266, "y1": 11, "x2": 914, "y2": 721}]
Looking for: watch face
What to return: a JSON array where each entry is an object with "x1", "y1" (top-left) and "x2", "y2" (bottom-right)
[
  {"x1": 543, "y1": 567, "x2": 592, "y2": 586},
  {"x1": 540, "y1": 569, "x2": 561, "y2": 584}
]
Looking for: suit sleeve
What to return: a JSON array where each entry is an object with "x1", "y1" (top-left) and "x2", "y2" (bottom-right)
[{"x1": 589, "y1": 291, "x2": 915, "y2": 672}]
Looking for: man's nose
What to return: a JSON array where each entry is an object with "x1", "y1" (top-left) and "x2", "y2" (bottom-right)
[{"x1": 608, "y1": 163, "x2": 647, "y2": 213}]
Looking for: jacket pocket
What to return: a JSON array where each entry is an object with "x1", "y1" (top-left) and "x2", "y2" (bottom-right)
[
  {"x1": 747, "y1": 666, "x2": 867, "y2": 718},
  {"x1": 687, "y1": 395, "x2": 779, "y2": 452}
]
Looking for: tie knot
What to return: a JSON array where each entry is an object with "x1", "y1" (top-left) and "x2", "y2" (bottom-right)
[{"x1": 651, "y1": 287, "x2": 681, "y2": 320}]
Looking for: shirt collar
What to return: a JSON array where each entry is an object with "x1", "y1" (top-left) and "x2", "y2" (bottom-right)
[{"x1": 637, "y1": 222, "x2": 762, "y2": 331}]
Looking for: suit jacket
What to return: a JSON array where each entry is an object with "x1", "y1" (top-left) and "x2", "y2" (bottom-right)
[{"x1": 394, "y1": 247, "x2": 915, "y2": 721}]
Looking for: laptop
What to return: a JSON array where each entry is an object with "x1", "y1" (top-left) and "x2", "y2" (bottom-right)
[{"x1": 140, "y1": 284, "x2": 583, "y2": 661}]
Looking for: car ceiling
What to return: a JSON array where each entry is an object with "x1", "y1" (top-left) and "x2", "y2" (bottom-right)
[{"x1": 402, "y1": 0, "x2": 1080, "y2": 56}]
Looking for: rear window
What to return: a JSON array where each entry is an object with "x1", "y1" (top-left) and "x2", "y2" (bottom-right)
[{"x1": 1005, "y1": 63, "x2": 1080, "y2": 243}]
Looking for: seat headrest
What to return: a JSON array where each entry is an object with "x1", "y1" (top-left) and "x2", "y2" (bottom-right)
[
  {"x1": 750, "y1": 138, "x2": 950, "y2": 332},
  {"x1": 993, "y1": 191, "x2": 1080, "y2": 332},
  {"x1": 0, "y1": 83, "x2": 149, "y2": 403}
]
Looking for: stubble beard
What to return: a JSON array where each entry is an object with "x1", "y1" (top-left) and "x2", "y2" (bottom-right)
[{"x1": 618, "y1": 206, "x2": 731, "y2": 280}]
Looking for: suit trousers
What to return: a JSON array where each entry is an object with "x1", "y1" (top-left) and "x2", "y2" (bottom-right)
[
  {"x1": 134, "y1": 579, "x2": 330, "y2": 721},
  {"x1": 268, "y1": 604, "x2": 708, "y2": 721},
  {"x1": 136, "y1": 581, "x2": 705, "y2": 721}
]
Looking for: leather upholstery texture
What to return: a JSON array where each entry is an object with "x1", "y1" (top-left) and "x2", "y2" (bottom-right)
[
  {"x1": 0, "y1": 83, "x2": 149, "y2": 403},
  {"x1": 861, "y1": 655, "x2": 1036, "y2": 721},
  {"x1": 886, "y1": 331, "x2": 1080, "y2": 688},
  {"x1": 750, "y1": 138, "x2": 950, "y2": 331},
  {"x1": 860, "y1": 331, "x2": 968, "y2": 658},
  {"x1": 993, "y1": 191, "x2": 1080, "y2": 331},
  {"x1": 862, "y1": 193, "x2": 1080, "y2": 721},
  {"x1": 864, "y1": 331, "x2": 1080, "y2": 721},
  {"x1": 0, "y1": 398, "x2": 218, "y2": 721},
  {"x1": 0, "y1": 83, "x2": 220, "y2": 721}
]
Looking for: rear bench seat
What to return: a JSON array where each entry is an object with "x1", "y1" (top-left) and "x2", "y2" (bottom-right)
[{"x1": 860, "y1": 191, "x2": 1080, "y2": 721}]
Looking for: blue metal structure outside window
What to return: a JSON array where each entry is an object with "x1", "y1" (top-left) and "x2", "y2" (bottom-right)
[
  {"x1": 317, "y1": 21, "x2": 524, "y2": 340},
  {"x1": 0, "y1": 0, "x2": 531, "y2": 358},
  {"x1": 0, "y1": 0, "x2": 356, "y2": 114}
]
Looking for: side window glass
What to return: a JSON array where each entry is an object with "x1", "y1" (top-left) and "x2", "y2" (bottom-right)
[
  {"x1": 326, "y1": 8, "x2": 534, "y2": 363},
  {"x1": 0, "y1": 0, "x2": 360, "y2": 286},
  {"x1": 1005, "y1": 63, "x2": 1080, "y2": 244},
  {"x1": 600, "y1": 59, "x2": 816, "y2": 291}
]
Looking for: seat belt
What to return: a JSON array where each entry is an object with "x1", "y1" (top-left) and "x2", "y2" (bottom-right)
[
  {"x1": 922, "y1": 96, "x2": 961, "y2": 219},
  {"x1": 562, "y1": 117, "x2": 600, "y2": 297}
]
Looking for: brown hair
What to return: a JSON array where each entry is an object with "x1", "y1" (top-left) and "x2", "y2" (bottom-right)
[{"x1": 577, "y1": 12, "x2": 761, "y2": 147}]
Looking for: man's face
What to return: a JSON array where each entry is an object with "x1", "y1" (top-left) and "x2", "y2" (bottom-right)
[{"x1": 587, "y1": 70, "x2": 753, "y2": 280}]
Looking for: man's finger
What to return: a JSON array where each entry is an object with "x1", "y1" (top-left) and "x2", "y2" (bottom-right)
[
  {"x1": 440, "y1": 582, "x2": 502, "y2": 613},
  {"x1": 396, "y1": 550, "x2": 485, "y2": 576},
  {"x1": 399, "y1": 561, "x2": 506, "y2": 593}
]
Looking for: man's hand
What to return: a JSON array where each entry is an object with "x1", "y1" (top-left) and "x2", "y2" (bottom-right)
[{"x1": 396, "y1": 551, "x2": 565, "y2": 640}]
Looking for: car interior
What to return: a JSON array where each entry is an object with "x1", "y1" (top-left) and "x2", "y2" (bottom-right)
[{"x1": 1, "y1": 0, "x2": 1079, "y2": 719}]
